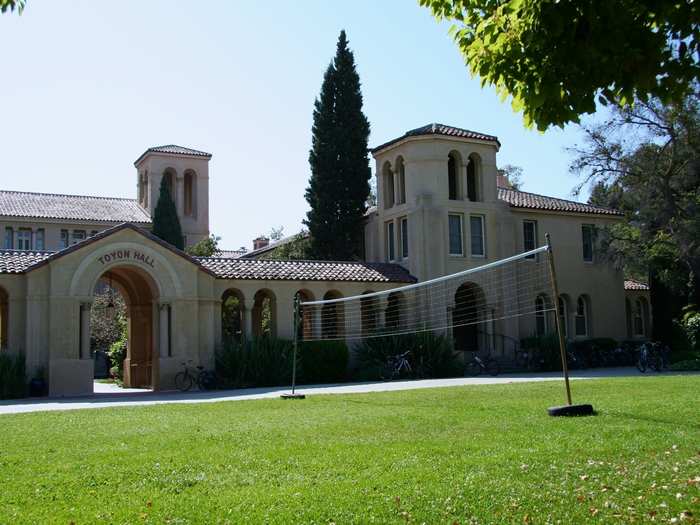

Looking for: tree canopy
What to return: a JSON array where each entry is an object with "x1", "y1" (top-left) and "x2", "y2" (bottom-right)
[
  {"x1": 572, "y1": 91, "x2": 700, "y2": 309},
  {"x1": 185, "y1": 234, "x2": 221, "y2": 257},
  {"x1": 304, "y1": 30, "x2": 371, "y2": 260},
  {"x1": 419, "y1": 0, "x2": 700, "y2": 130},
  {"x1": 1, "y1": 0, "x2": 25, "y2": 14},
  {"x1": 152, "y1": 178, "x2": 184, "y2": 250}
]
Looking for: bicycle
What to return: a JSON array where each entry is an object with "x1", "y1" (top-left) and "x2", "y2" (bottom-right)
[
  {"x1": 465, "y1": 353, "x2": 500, "y2": 377},
  {"x1": 636, "y1": 342, "x2": 663, "y2": 373},
  {"x1": 174, "y1": 360, "x2": 217, "y2": 391},
  {"x1": 382, "y1": 351, "x2": 412, "y2": 380}
]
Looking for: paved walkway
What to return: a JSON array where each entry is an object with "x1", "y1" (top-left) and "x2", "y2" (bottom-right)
[{"x1": 0, "y1": 367, "x2": 693, "y2": 415}]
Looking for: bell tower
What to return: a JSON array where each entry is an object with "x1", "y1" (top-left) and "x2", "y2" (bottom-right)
[{"x1": 134, "y1": 145, "x2": 212, "y2": 247}]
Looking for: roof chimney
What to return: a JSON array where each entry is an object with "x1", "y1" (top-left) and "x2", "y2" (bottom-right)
[{"x1": 253, "y1": 236, "x2": 269, "y2": 251}]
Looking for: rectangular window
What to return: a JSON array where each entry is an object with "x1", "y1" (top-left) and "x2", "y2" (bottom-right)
[
  {"x1": 17, "y1": 229, "x2": 31, "y2": 251},
  {"x1": 71, "y1": 230, "x2": 86, "y2": 245},
  {"x1": 3, "y1": 227, "x2": 13, "y2": 250},
  {"x1": 386, "y1": 221, "x2": 395, "y2": 262},
  {"x1": 400, "y1": 217, "x2": 408, "y2": 259},
  {"x1": 60, "y1": 229, "x2": 69, "y2": 249},
  {"x1": 523, "y1": 220, "x2": 537, "y2": 258},
  {"x1": 470, "y1": 215, "x2": 485, "y2": 257},
  {"x1": 582, "y1": 224, "x2": 595, "y2": 262},
  {"x1": 448, "y1": 214, "x2": 463, "y2": 256},
  {"x1": 34, "y1": 229, "x2": 45, "y2": 251}
]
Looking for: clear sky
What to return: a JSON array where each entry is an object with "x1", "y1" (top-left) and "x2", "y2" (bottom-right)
[{"x1": 1, "y1": 0, "x2": 595, "y2": 251}]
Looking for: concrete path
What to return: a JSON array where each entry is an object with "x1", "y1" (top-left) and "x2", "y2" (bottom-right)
[{"x1": 0, "y1": 367, "x2": 693, "y2": 415}]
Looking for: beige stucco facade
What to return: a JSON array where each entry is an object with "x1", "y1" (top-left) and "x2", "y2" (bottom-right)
[{"x1": 0, "y1": 127, "x2": 647, "y2": 397}]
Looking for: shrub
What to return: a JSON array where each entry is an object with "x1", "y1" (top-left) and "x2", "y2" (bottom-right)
[
  {"x1": 298, "y1": 340, "x2": 348, "y2": 384},
  {"x1": 669, "y1": 358, "x2": 700, "y2": 371},
  {"x1": 354, "y1": 332, "x2": 460, "y2": 380},
  {"x1": 681, "y1": 307, "x2": 700, "y2": 352},
  {"x1": 107, "y1": 322, "x2": 127, "y2": 382},
  {"x1": 216, "y1": 337, "x2": 294, "y2": 388},
  {"x1": 521, "y1": 333, "x2": 561, "y2": 370},
  {"x1": 0, "y1": 352, "x2": 26, "y2": 399}
]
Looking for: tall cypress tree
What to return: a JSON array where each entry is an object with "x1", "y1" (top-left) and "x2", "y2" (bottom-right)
[
  {"x1": 152, "y1": 178, "x2": 184, "y2": 250},
  {"x1": 304, "y1": 30, "x2": 371, "y2": 260}
]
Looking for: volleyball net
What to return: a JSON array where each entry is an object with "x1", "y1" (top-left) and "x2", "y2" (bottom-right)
[{"x1": 296, "y1": 245, "x2": 556, "y2": 346}]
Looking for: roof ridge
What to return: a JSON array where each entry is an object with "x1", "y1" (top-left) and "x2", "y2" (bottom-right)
[
  {"x1": 0, "y1": 189, "x2": 139, "y2": 203},
  {"x1": 197, "y1": 257, "x2": 384, "y2": 265}
]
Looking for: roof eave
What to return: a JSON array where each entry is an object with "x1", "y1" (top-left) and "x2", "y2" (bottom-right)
[{"x1": 371, "y1": 134, "x2": 501, "y2": 157}]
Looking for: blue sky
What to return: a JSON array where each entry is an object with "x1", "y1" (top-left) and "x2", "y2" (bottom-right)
[{"x1": 1, "y1": 0, "x2": 594, "y2": 251}]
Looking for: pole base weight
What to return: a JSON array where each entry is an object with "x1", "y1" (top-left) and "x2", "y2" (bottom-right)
[
  {"x1": 548, "y1": 404, "x2": 594, "y2": 417},
  {"x1": 280, "y1": 393, "x2": 306, "y2": 400}
]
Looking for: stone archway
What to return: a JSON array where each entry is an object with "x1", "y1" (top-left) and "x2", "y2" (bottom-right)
[
  {"x1": 452, "y1": 282, "x2": 487, "y2": 352},
  {"x1": 94, "y1": 265, "x2": 159, "y2": 389}
]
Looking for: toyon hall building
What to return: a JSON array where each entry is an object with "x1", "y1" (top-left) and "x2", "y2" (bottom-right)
[{"x1": 0, "y1": 126, "x2": 650, "y2": 396}]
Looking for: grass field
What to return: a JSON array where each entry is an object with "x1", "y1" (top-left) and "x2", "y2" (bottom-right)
[{"x1": 1, "y1": 376, "x2": 698, "y2": 524}]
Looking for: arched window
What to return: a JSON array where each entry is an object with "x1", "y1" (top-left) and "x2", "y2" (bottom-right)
[
  {"x1": 252, "y1": 289, "x2": 276, "y2": 338},
  {"x1": 535, "y1": 295, "x2": 548, "y2": 336},
  {"x1": 633, "y1": 298, "x2": 646, "y2": 337},
  {"x1": 385, "y1": 292, "x2": 404, "y2": 332},
  {"x1": 184, "y1": 170, "x2": 196, "y2": 217},
  {"x1": 448, "y1": 152, "x2": 461, "y2": 200},
  {"x1": 383, "y1": 162, "x2": 395, "y2": 209},
  {"x1": 467, "y1": 154, "x2": 480, "y2": 202},
  {"x1": 361, "y1": 291, "x2": 378, "y2": 336},
  {"x1": 396, "y1": 157, "x2": 406, "y2": 205},
  {"x1": 575, "y1": 296, "x2": 589, "y2": 337},
  {"x1": 295, "y1": 290, "x2": 315, "y2": 341},
  {"x1": 0, "y1": 286, "x2": 8, "y2": 350},
  {"x1": 558, "y1": 296, "x2": 569, "y2": 339},
  {"x1": 322, "y1": 291, "x2": 344, "y2": 339},
  {"x1": 222, "y1": 289, "x2": 244, "y2": 343}
]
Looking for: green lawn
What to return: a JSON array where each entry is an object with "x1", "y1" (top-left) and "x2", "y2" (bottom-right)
[{"x1": 1, "y1": 377, "x2": 698, "y2": 524}]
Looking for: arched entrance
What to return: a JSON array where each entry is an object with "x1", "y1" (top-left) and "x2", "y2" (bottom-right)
[
  {"x1": 92, "y1": 265, "x2": 159, "y2": 389},
  {"x1": 452, "y1": 282, "x2": 486, "y2": 352}
]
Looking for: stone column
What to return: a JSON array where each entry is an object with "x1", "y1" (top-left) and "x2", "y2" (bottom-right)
[
  {"x1": 243, "y1": 299, "x2": 254, "y2": 341},
  {"x1": 80, "y1": 302, "x2": 92, "y2": 359},
  {"x1": 159, "y1": 303, "x2": 170, "y2": 358}
]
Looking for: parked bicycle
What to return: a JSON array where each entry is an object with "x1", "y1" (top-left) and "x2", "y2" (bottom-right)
[
  {"x1": 174, "y1": 360, "x2": 217, "y2": 391},
  {"x1": 636, "y1": 342, "x2": 663, "y2": 373},
  {"x1": 382, "y1": 351, "x2": 412, "y2": 380},
  {"x1": 465, "y1": 352, "x2": 500, "y2": 377}
]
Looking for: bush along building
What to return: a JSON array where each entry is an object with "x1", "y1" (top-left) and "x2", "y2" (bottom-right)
[{"x1": 0, "y1": 126, "x2": 650, "y2": 396}]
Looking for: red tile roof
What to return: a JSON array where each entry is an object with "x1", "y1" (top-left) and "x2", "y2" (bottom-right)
[
  {"x1": 0, "y1": 250, "x2": 52, "y2": 274},
  {"x1": 134, "y1": 145, "x2": 212, "y2": 165},
  {"x1": 198, "y1": 258, "x2": 417, "y2": 283},
  {"x1": 624, "y1": 279, "x2": 649, "y2": 291},
  {"x1": 372, "y1": 123, "x2": 500, "y2": 153},
  {"x1": 0, "y1": 190, "x2": 151, "y2": 223},
  {"x1": 498, "y1": 188, "x2": 622, "y2": 216}
]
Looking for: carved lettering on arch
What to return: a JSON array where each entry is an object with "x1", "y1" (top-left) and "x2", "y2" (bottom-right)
[{"x1": 97, "y1": 249, "x2": 156, "y2": 269}]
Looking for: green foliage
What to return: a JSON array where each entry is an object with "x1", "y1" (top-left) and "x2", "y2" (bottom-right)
[
  {"x1": 185, "y1": 234, "x2": 221, "y2": 257},
  {"x1": 304, "y1": 30, "x2": 371, "y2": 260},
  {"x1": 152, "y1": 178, "x2": 184, "y2": 250},
  {"x1": 257, "y1": 232, "x2": 313, "y2": 261},
  {"x1": 0, "y1": 352, "x2": 26, "y2": 399},
  {"x1": 90, "y1": 288, "x2": 127, "y2": 352},
  {"x1": 420, "y1": 0, "x2": 700, "y2": 130},
  {"x1": 681, "y1": 306, "x2": 700, "y2": 352},
  {"x1": 0, "y1": 0, "x2": 25, "y2": 14},
  {"x1": 215, "y1": 337, "x2": 294, "y2": 388},
  {"x1": 575, "y1": 92, "x2": 700, "y2": 323},
  {"x1": 354, "y1": 332, "x2": 461, "y2": 380},
  {"x1": 106, "y1": 313, "x2": 127, "y2": 382},
  {"x1": 298, "y1": 340, "x2": 349, "y2": 384},
  {"x1": 669, "y1": 358, "x2": 700, "y2": 371},
  {"x1": 521, "y1": 333, "x2": 560, "y2": 371}
]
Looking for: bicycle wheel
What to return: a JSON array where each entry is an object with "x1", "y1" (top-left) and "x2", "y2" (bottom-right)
[
  {"x1": 465, "y1": 360, "x2": 482, "y2": 377},
  {"x1": 649, "y1": 355, "x2": 663, "y2": 372},
  {"x1": 486, "y1": 359, "x2": 500, "y2": 377},
  {"x1": 198, "y1": 371, "x2": 217, "y2": 390},
  {"x1": 636, "y1": 357, "x2": 647, "y2": 373},
  {"x1": 174, "y1": 371, "x2": 193, "y2": 392}
]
